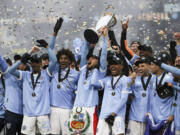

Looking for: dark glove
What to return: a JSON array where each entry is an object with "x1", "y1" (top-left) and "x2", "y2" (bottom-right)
[
  {"x1": 105, "y1": 115, "x2": 115, "y2": 126},
  {"x1": 36, "y1": 39, "x2": 48, "y2": 48},
  {"x1": 156, "y1": 82, "x2": 174, "y2": 99},
  {"x1": 54, "y1": 17, "x2": 63, "y2": 34},
  {"x1": 21, "y1": 53, "x2": 31, "y2": 64}
]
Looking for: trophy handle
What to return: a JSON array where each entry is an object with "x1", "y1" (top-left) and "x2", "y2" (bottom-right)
[{"x1": 107, "y1": 14, "x2": 117, "y2": 28}]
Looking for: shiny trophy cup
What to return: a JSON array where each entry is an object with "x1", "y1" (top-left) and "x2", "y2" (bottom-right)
[{"x1": 84, "y1": 12, "x2": 117, "y2": 44}]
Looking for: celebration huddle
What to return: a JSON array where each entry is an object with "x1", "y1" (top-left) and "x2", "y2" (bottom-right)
[{"x1": 1, "y1": 5, "x2": 180, "y2": 135}]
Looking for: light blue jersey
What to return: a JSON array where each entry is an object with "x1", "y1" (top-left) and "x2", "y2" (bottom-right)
[
  {"x1": 74, "y1": 67, "x2": 105, "y2": 107},
  {"x1": 74, "y1": 37, "x2": 108, "y2": 107},
  {"x1": 99, "y1": 76, "x2": 132, "y2": 119},
  {"x1": 0, "y1": 76, "x2": 5, "y2": 118},
  {"x1": 19, "y1": 70, "x2": 51, "y2": 116},
  {"x1": 176, "y1": 45, "x2": 180, "y2": 56},
  {"x1": 50, "y1": 67, "x2": 79, "y2": 109},
  {"x1": 150, "y1": 72, "x2": 174, "y2": 123},
  {"x1": 172, "y1": 81, "x2": 180, "y2": 131},
  {"x1": 129, "y1": 75, "x2": 154, "y2": 122},
  {"x1": 4, "y1": 73, "x2": 23, "y2": 114},
  {"x1": 0, "y1": 55, "x2": 7, "y2": 118},
  {"x1": 8, "y1": 47, "x2": 57, "y2": 116},
  {"x1": 0, "y1": 54, "x2": 23, "y2": 115}
]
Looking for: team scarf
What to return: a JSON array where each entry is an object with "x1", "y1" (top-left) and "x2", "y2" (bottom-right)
[{"x1": 144, "y1": 113, "x2": 175, "y2": 135}]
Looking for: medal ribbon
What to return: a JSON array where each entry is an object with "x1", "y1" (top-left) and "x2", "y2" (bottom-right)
[
  {"x1": 58, "y1": 66, "x2": 70, "y2": 83},
  {"x1": 156, "y1": 72, "x2": 166, "y2": 90},
  {"x1": 31, "y1": 72, "x2": 41, "y2": 90},
  {"x1": 111, "y1": 76, "x2": 122, "y2": 90},
  {"x1": 85, "y1": 69, "x2": 90, "y2": 79},
  {"x1": 141, "y1": 74, "x2": 152, "y2": 91},
  {"x1": 1, "y1": 74, "x2": 5, "y2": 90}
]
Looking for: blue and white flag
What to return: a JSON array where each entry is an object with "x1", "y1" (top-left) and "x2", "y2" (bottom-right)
[
  {"x1": 144, "y1": 113, "x2": 175, "y2": 135},
  {"x1": 73, "y1": 38, "x2": 84, "y2": 62}
]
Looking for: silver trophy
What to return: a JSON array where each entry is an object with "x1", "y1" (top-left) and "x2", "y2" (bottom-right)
[{"x1": 84, "y1": 12, "x2": 117, "y2": 44}]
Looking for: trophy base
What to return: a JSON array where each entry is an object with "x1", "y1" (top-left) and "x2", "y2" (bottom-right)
[{"x1": 84, "y1": 29, "x2": 99, "y2": 44}]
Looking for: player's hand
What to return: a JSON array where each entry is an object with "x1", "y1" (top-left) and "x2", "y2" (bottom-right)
[
  {"x1": 54, "y1": 17, "x2": 63, "y2": 34},
  {"x1": 99, "y1": 26, "x2": 108, "y2": 37},
  {"x1": 121, "y1": 18, "x2": 129, "y2": 30},
  {"x1": 167, "y1": 115, "x2": 174, "y2": 123},
  {"x1": 29, "y1": 46, "x2": 40, "y2": 54},
  {"x1": 36, "y1": 39, "x2": 48, "y2": 48},
  {"x1": 105, "y1": 114, "x2": 115, "y2": 126}
]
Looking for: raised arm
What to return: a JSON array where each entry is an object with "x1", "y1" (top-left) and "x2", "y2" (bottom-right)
[
  {"x1": 46, "y1": 47, "x2": 57, "y2": 75},
  {"x1": 49, "y1": 36, "x2": 57, "y2": 50},
  {"x1": 161, "y1": 63, "x2": 180, "y2": 76},
  {"x1": 120, "y1": 19, "x2": 134, "y2": 60},
  {"x1": 50, "y1": 17, "x2": 63, "y2": 49},
  {"x1": 0, "y1": 54, "x2": 8, "y2": 73},
  {"x1": 100, "y1": 27, "x2": 108, "y2": 72},
  {"x1": 80, "y1": 40, "x2": 90, "y2": 69},
  {"x1": 9, "y1": 46, "x2": 40, "y2": 78},
  {"x1": 36, "y1": 39, "x2": 57, "y2": 75},
  {"x1": 8, "y1": 61, "x2": 21, "y2": 78}
]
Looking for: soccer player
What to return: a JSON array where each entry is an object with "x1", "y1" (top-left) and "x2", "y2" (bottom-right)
[
  {"x1": 150, "y1": 53, "x2": 174, "y2": 128},
  {"x1": 50, "y1": 48, "x2": 79, "y2": 134},
  {"x1": 8, "y1": 41, "x2": 57, "y2": 135},
  {"x1": 95, "y1": 53, "x2": 133, "y2": 135},
  {"x1": 172, "y1": 56, "x2": 180, "y2": 135},
  {"x1": 126, "y1": 57, "x2": 154, "y2": 135},
  {"x1": 0, "y1": 54, "x2": 25, "y2": 135},
  {"x1": 0, "y1": 56, "x2": 6, "y2": 133},
  {"x1": 70, "y1": 26, "x2": 108, "y2": 135}
]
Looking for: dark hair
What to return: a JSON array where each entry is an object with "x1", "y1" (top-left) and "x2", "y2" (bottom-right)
[
  {"x1": 158, "y1": 51, "x2": 172, "y2": 64},
  {"x1": 56, "y1": 48, "x2": 74, "y2": 63},
  {"x1": 30, "y1": 54, "x2": 41, "y2": 64},
  {"x1": 14, "y1": 54, "x2": 21, "y2": 61},
  {"x1": 5, "y1": 58, "x2": 12, "y2": 66},
  {"x1": 130, "y1": 41, "x2": 141, "y2": 46},
  {"x1": 41, "y1": 53, "x2": 49, "y2": 60}
]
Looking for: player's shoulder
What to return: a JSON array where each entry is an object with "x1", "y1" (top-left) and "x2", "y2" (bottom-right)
[{"x1": 70, "y1": 68, "x2": 80, "y2": 76}]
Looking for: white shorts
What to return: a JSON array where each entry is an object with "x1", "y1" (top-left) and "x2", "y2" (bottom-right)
[
  {"x1": 96, "y1": 116, "x2": 125, "y2": 135},
  {"x1": 21, "y1": 115, "x2": 51, "y2": 135},
  {"x1": 126, "y1": 120, "x2": 146, "y2": 135},
  {"x1": 69, "y1": 106, "x2": 98, "y2": 134},
  {"x1": 50, "y1": 107, "x2": 72, "y2": 135},
  {"x1": 176, "y1": 130, "x2": 180, "y2": 135}
]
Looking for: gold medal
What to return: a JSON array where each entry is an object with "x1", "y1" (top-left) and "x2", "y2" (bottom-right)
[
  {"x1": 173, "y1": 103, "x2": 177, "y2": 107},
  {"x1": 112, "y1": 92, "x2": 115, "y2": 96},
  {"x1": 32, "y1": 92, "x2": 36, "y2": 97},
  {"x1": 57, "y1": 84, "x2": 61, "y2": 89},
  {"x1": 84, "y1": 81, "x2": 87, "y2": 85}
]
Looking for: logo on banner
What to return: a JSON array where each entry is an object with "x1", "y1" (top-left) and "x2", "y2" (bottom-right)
[{"x1": 68, "y1": 107, "x2": 90, "y2": 134}]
